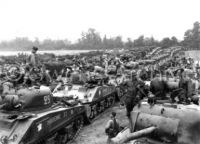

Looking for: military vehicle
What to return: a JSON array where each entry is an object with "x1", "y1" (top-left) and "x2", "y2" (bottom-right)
[
  {"x1": 0, "y1": 85, "x2": 86, "y2": 144},
  {"x1": 111, "y1": 102, "x2": 200, "y2": 144},
  {"x1": 53, "y1": 74, "x2": 117, "y2": 122}
]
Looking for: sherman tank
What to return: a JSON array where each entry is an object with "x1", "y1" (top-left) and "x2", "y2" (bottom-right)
[
  {"x1": 53, "y1": 74, "x2": 117, "y2": 122},
  {"x1": 0, "y1": 85, "x2": 86, "y2": 144},
  {"x1": 111, "y1": 102, "x2": 200, "y2": 144}
]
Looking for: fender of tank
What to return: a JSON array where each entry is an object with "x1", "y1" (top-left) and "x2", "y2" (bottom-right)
[
  {"x1": 0, "y1": 86, "x2": 87, "y2": 144},
  {"x1": 129, "y1": 102, "x2": 200, "y2": 144}
]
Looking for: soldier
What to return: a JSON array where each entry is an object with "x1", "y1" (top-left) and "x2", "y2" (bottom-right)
[
  {"x1": 105, "y1": 112, "x2": 121, "y2": 143},
  {"x1": 123, "y1": 70, "x2": 140, "y2": 118},
  {"x1": 137, "y1": 66, "x2": 149, "y2": 81},
  {"x1": 27, "y1": 46, "x2": 41, "y2": 67},
  {"x1": 178, "y1": 71, "x2": 193, "y2": 103}
]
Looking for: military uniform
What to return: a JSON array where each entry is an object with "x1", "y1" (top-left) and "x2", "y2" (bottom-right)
[
  {"x1": 27, "y1": 47, "x2": 40, "y2": 68},
  {"x1": 178, "y1": 75, "x2": 193, "y2": 103},
  {"x1": 123, "y1": 71, "x2": 139, "y2": 117},
  {"x1": 105, "y1": 112, "x2": 120, "y2": 144},
  {"x1": 105, "y1": 118, "x2": 120, "y2": 139}
]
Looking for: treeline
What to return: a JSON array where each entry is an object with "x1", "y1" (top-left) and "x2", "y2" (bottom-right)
[
  {"x1": 183, "y1": 21, "x2": 200, "y2": 50},
  {"x1": 0, "y1": 21, "x2": 199, "y2": 51}
]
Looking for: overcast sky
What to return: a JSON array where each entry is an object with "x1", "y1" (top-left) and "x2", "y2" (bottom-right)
[{"x1": 0, "y1": 0, "x2": 199, "y2": 42}]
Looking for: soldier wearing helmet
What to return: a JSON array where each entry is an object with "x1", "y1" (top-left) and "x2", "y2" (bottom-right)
[
  {"x1": 123, "y1": 70, "x2": 141, "y2": 118},
  {"x1": 27, "y1": 46, "x2": 41, "y2": 68}
]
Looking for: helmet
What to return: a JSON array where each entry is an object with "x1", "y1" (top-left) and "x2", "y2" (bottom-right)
[{"x1": 32, "y1": 46, "x2": 38, "y2": 51}]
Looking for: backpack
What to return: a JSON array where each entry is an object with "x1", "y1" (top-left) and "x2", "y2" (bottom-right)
[{"x1": 107, "y1": 118, "x2": 120, "y2": 138}]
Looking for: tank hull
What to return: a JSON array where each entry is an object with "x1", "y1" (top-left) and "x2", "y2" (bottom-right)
[
  {"x1": 53, "y1": 84, "x2": 117, "y2": 122},
  {"x1": 0, "y1": 105, "x2": 86, "y2": 144}
]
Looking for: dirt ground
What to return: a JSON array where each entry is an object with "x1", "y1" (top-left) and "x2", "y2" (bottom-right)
[{"x1": 73, "y1": 104, "x2": 129, "y2": 144}]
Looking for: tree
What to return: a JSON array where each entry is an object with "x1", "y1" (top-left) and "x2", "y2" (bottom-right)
[
  {"x1": 183, "y1": 21, "x2": 200, "y2": 49},
  {"x1": 171, "y1": 36, "x2": 178, "y2": 46},
  {"x1": 133, "y1": 35, "x2": 144, "y2": 47},
  {"x1": 160, "y1": 37, "x2": 172, "y2": 48},
  {"x1": 78, "y1": 28, "x2": 102, "y2": 49},
  {"x1": 113, "y1": 36, "x2": 124, "y2": 48},
  {"x1": 125, "y1": 38, "x2": 133, "y2": 49}
]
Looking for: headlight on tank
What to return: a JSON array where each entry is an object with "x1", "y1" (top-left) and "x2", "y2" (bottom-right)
[
  {"x1": 73, "y1": 95, "x2": 78, "y2": 99},
  {"x1": 80, "y1": 95, "x2": 89, "y2": 103}
]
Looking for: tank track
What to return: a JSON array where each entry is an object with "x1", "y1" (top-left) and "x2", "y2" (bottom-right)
[
  {"x1": 34, "y1": 115, "x2": 84, "y2": 144},
  {"x1": 86, "y1": 94, "x2": 116, "y2": 123},
  {"x1": 67, "y1": 119, "x2": 83, "y2": 144}
]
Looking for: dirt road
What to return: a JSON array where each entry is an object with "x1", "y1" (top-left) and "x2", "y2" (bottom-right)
[{"x1": 73, "y1": 104, "x2": 128, "y2": 144}]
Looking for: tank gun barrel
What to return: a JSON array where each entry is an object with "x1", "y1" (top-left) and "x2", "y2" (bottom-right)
[
  {"x1": 111, "y1": 126, "x2": 157, "y2": 144},
  {"x1": 131, "y1": 103, "x2": 200, "y2": 144}
]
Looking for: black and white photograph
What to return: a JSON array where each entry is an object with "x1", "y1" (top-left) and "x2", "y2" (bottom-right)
[{"x1": 0, "y1": 0, "x2": 200, "y2": 144}]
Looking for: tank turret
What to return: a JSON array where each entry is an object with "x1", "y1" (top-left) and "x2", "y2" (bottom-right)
[{"x1": 0, "y1": 86, "x2": 52, "y2": 111}]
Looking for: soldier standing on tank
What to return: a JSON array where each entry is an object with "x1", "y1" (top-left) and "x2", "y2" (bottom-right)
[
  {"x1": 105, "y1": 112, "x2": 121, "y2": 144},
  {"x1": 24, "y1": 46, "x2": 44, "y2": 86},
  {"x1": 27, "y1": 46, "x2": 41, "y2": 68}
]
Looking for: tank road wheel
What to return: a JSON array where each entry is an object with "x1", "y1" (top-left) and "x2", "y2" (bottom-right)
[
  {"x1": 116, "y1": 87, "x2": 122, "y2": 99},
  {"x1": 109, "y1": 95, "x2": 115, "y2": 107},
  {"x1": 96, "y1": 102, "x2": 101, "y2": 114},
  {"x1": 55, "y1": 124, "x2": 74, "y2": 144},
  {"x1": 101, "y1": 100, "x2": 105, "y2": 112},
  {"x1": 55, "y1": 116, "x2": 84, "y2": 144},
  {"x1": 75, "y1": 115, "x2": 84, "y2": 130},
  {"x1": 93, "y1": 104, "x2": 98, "y2": 117},
  {"x1": 107, "y1": 97, "x2": 111, "y2": 107},
  {"x1": 85, "y1": 105, "x2": 94, "y2": 120},
  {"x1": 89, "y1": 110, "x2": 95, "y2": 120},
  {"x1": 104, "y1": 99, "x2": 109, "y2": 108},
  {"x1": 45, "y1": 133, "x2": 57, "y2": 144}
]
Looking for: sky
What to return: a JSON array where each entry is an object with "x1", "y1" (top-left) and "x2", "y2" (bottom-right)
[{"x1": 0, "y1": 0, "x2": 199, "y2": 42}]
